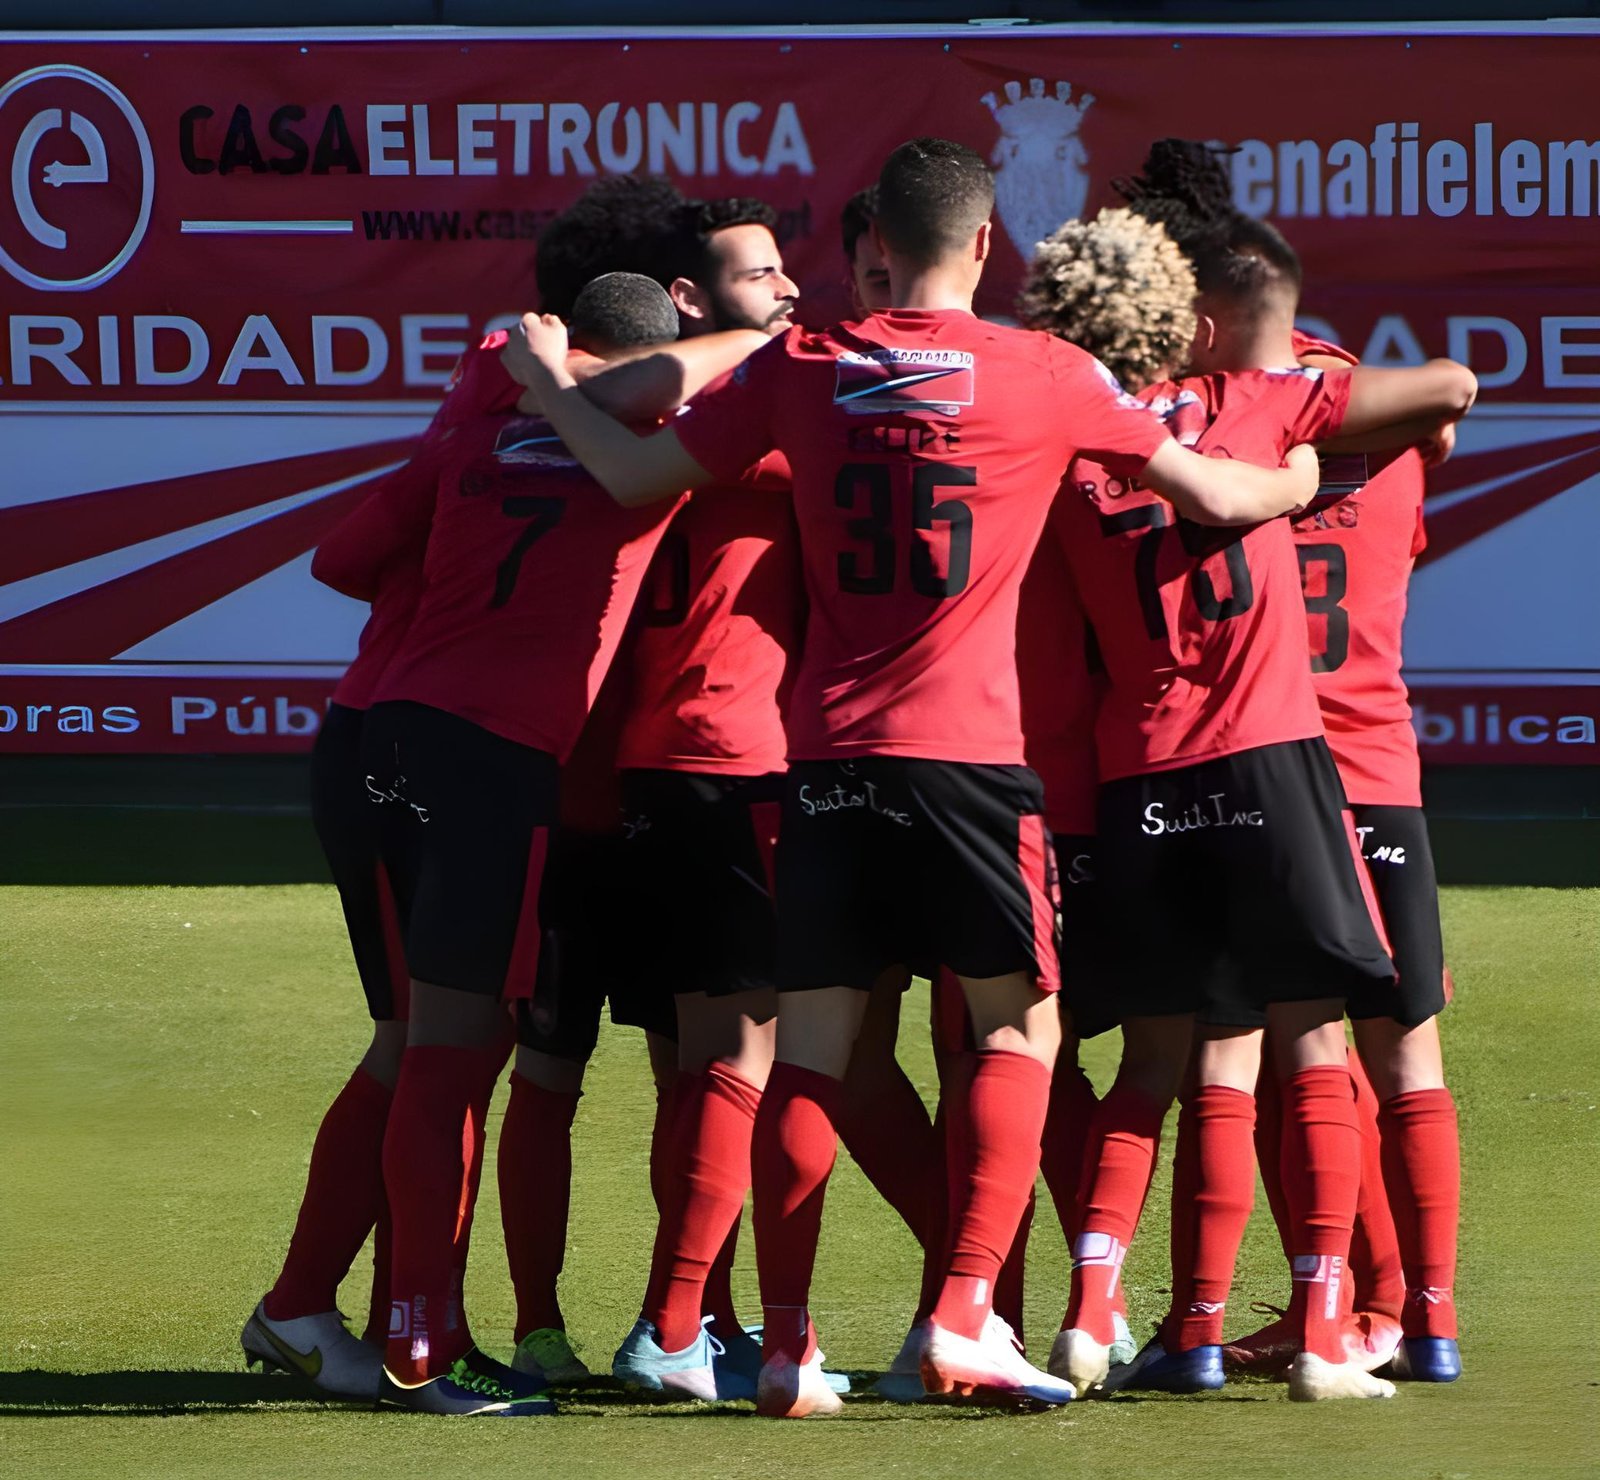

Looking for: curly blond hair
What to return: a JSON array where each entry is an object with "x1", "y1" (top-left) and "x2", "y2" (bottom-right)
[{"x1": 1017, "y1": 207, "x2": 1197, "y2": 390}]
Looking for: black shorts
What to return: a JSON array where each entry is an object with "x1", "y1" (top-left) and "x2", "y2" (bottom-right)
[
  {"x1": 310, "y1": 703, "x2": 409, "y2": 1021},
  {"x1": 1052, "y1": 833, "x2": 1116, "y2": 1038},
  {"x1": 362, "y1": 700, "x2": 556, "y2": 1002},
  {"x1": 1343, "y1": 805, "x2": 1447, "y2": 1027},
  {"x1": 1095, "y1": 737, "x2": 1394, "y2": 1030},
  {"x1": 621, "y1": 768, "x2": 783, "y2": 998},
  {"x1": 775, "y1": 758, "x2": 1059, "y2": 993},
  {"x1": 515, "y1": 829, "x2": 677, "y2": 1062}
]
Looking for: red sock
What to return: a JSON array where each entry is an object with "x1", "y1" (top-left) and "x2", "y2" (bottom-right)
[
  {"x1": 837, "y1": 1058, "x2": 939, "y2": 1246},
  {"x1": 1280, "y1": 1065, "x2": 1361, "y2": 1364},
  {"x1": 1064, "y1": 1082, "x2": 1168, "y2": 1343},
  {"x1": 1163, "y1": 1087, "x2": 1256, "y2": 1350},
  {"x1": 993, "y1": 1188, "x2": 1034, "y2": 1340},
  {"x1": 382, "y1": 1045, "x2": 496, "y2": 1382},
  {"x1": 498, "y1": 1073, "x2": 581, "y2": 1341},
  {"x1": 363, "y1": 1201, "x2": 391, "y2": 1346},
  {"x1": 1253, "y1": 1064, "x2": 1294, "y2": 1267},
  {"x1": 645, "y1": 1063, "x2": 762, "y2": 1352},
  {"x1": 752, "y1": 1063, "x2": 840, "y2": 1364},
  {"x1": 913, "y1": 1095, "x2": 954, "y2": 1323},
  {"x1": 642, "y1": 1071, "x2": 694, "y2": 1316},
  {"x1": 1379, "y1": 1087, "x2": 1460, "y2": 1339},
  {"x1": 933, "y1": 1051, "x2": 1050, "y2": 1342},
  {"x1": 1040, "y1": 1061, "x2": 1097, "y2": 1241},
  {"x1": 265, "y1": 1067, "x2": 392, "y2": 1321},
  {"x1": 703, "y1": 1213, "x2": 743, "y2": 1338},
  {"x1": 1348, "y1": 1053, "x2": 1404, "y2": 1320}
]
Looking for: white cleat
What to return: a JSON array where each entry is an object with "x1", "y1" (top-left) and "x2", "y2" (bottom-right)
[
  {"x1": 1288, "y1": 1351, "x2": 1398, "y2": 1402},
  {"x1": 241, "y1": 1301, "x2": 382, "y2": 1401},
  {"x1": 1047, "y1": 1327, "x2": 1111, "y2": 1397},
  {"x1": 757, "y1": 1350, "x2": 845, "y2": 1418},
  {"x1": 921, "y1": 1315, "x2": 1074, "y2": 1407},
  {"x1": 873, "y1": 1320, "x2": 931, "y2": 1404}
]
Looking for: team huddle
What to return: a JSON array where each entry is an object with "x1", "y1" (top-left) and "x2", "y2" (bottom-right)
[{"x1": 240, "y1": 135, "x2": 1473, "y2": 1418}]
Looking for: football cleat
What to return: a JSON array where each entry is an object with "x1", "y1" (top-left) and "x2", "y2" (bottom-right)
[
  {"x1": 921, "y1": 1315, "x2": 1075, "y2": 1408},
  {"x1": 1224, "y1": 1306, "x2": 1403, "y2": 1376},
  {"x1": 716, "y1": 1326, "x2": 849, "y2": 1399},
  {"x1": 873, "y1": 1320, "x2": 932, "y2": 1404},
  {"x1": 510, "y1": 1328, "x2": 592, "y2": 1387},
  {"x1": 1047, "y1": 1327, "x2": 1111, "y2": 1397},
  {"x1": 1287, "y1": 1351, "x2": 1397, "y2": 1402},
  {"x1": 380, "y1": 1348, "x2": 556, "y2": 1415},
  {"x1": 756, "y1": 1350, "x2": 845, "y2": 1418},
  {"x1": 611, "y1": 1318, "x2": 720, "y2": 1402},
  {"x1": 1344, "y1": 1312, "x2": 1404, "y2": 1374},
  {"x1": 1385, "y1": 1336, "x2": 1462, "y2": 1383},
  {"x1": 1101, "y1": 1338, "x2": 1224, "y2": 1395},
  {"x1": 241, "y1": 1301, "x2": 382, "y2": 1402},
  {"x1": 1109, "y1": 1311, "x2": 1137, "y2": 1369}
]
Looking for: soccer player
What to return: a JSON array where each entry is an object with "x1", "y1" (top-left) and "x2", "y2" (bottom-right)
[
  {"x1": 241, "y1": 336, "x2": 523, "y2": 1402},
  {"x1": 1120, "y1": 140, "x2": 1464, "y2": 1385},
  {"x1": 1018, "y1": 207, "x2": 1474, "y2": 1402},
  {"x1": 841, "y1": 185, "x2": 891, "y2": 313},
  {"x1": 506, "y1": 136, "x2": 1321, "y2": 1416},
  {"x1": 314, "y1": 273, "x2": 686, "y2": 1416}
]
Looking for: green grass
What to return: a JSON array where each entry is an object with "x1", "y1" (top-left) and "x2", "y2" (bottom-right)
[{"x1": 1, "y1": 884, "x2": 1597, "y2": 1478}]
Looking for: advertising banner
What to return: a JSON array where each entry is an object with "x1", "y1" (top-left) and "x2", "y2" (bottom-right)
[{"x1": 1, "y1": 26, "x2": 1595, "y2": 761}]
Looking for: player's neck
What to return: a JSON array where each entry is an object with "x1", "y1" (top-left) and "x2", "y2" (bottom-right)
[
  {"x1": 886, "y1": 262, "x2": 977, "y2": 314},
  {"x1": 1215, "y1": 324, "x2": 1301, "y2": 373}
]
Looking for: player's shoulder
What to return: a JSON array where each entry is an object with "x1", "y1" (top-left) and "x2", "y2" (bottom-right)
[
  {"x1": 1291, "y1": 327, "x2": 1361, "y2": 367},
  {"x1": 441, "y1": 332, "x2": 519, "y2": 421}
]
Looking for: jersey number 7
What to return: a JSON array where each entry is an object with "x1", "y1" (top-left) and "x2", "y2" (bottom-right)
[
  {"x1": 1097, "y1": 503, "x2": 1254, "y2": 642},
  {"x1": 492, "y1": 495, "x2": 566, "y2": 608}
]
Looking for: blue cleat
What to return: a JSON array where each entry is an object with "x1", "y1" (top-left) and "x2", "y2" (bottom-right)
[
  {"x1": 612, "y1": 1318, "x2": 720, "y2": 1401},
  {"x1": 1102, "y1": 1338, "x2": 1225, "y2": 1395},
  {"x1": 380, "y1": 1347, "x2": 556, "y2": 1415},
  {"x1": 1386, "y1": 1336, "x2": 1461, "y2": 1383}
]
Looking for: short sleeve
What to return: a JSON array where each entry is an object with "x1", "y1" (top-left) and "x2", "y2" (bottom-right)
[
  {"x1": 674, "y1": 333, "x2": 787, "y2": 484},
  {"x1": 1048, "y1": 341, "x2": 1171, "y2": 477},
  {"x1": 1279, "y1": 367, "x2": 1354, "y2": 445}
]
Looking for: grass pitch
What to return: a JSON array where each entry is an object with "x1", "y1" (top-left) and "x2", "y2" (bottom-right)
[{"x1": 2, "y1": 883, "x2": 1596, "y2": 1479}]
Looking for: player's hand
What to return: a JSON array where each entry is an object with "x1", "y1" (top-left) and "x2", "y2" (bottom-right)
[
  {"x1": 499, "y1": 319, "x2": 544, "y2": 390},
  {"x1": 1418, "y1": 420, "x2": 1457, "y2": 467},
  {"x1": 517, "y1": 312, "x2": 570, "y2": 375},
  {"x1": 1282, "y1": 443, "x2": 1322, "y2": 508}
]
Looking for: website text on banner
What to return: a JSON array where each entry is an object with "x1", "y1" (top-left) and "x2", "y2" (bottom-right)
[{"x1": 1, "y1": 31, "x2": 1594, "y2": 761}]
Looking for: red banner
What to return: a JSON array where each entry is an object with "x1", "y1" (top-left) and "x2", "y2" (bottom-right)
[{"x1": 2, "y1": 26, "x2": 1596, "y2": 756}]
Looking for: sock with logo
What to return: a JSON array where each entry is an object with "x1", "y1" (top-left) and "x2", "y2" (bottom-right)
[
  {"x1": 837, "y1": 1057, "x2": 940, "y2": 1247},
  {"x1": 1161, "y1": 1086, "x2": 1256, "y2": 1351},
  {"x1": 1280, "y1": 1065, "x2": 1362, "y2": 1365},
  {"x1": 498, "y1": 1073, "x2": 581, "y2": 1342},
  {"x1": 1348, "y1": 1053, "x2": 1405, "y2": 1320},
  {"x1": 1040, "y1": 1059, "x2": 1098, "y2": 1241},
  {"x1": 264, "y1": 1066, "x2": 393, "y2": 1322},
  {"x1": 382, "y1": 1044, "x2": 497, "y2": 1383},
  {"x1": 753, "y1": 1062, "x2": 842, "y2": 1364},
  {"x1": 646, "y1": 1063, "x2": 763, "y2": 1354},
  {"x1": 1063, "y1": 1081, "x2": 1168, "y2": 1344},
  {"x1": 932, "y1": 1051, "x2": 1050, "y2": 1343},
  {"x1": 1379, "y1": 1087, "x2": 1461, "y2": 1339}
]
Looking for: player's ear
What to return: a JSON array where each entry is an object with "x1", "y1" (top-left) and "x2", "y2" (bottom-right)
[
  {"x1": 974, "y1": 220, "x2": 992, "y2": 263},
  {"x1": 1195, "y1": 312, "x2": 1217, "y2": 354},
  {"x1": 669, "y1": 276, "x2": 710, "y2": 323}
]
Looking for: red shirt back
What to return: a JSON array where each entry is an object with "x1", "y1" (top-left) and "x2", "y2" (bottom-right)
[
  {"x1": 371, "y1": 411, "x2": 683, "y2": 760},
  {"x1": 1055, "y1": 368, "x2": 1352, "y2": 781},
  {"x1": 617, "y1": 454, "x2": 801, "y2": 775},
  {"x1": 1289, "y1": 333, "x2": 1425, "y2": 807},
  {"x1": 674, "y1": 311, "x2": 1169, "y2": 765}
]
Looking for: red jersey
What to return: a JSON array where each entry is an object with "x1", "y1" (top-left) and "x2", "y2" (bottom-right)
[
  {"x1": 616, "y1": 454, "x2": 801, "y2": 776},
  {"x1": 1054, "y1": 367, "x2": 1353, "y2": 781},
  {"x1": 1290, "y1": 332, "x2": 1425, "y2": 807},
  {"x1": 368, "y1": 410, "x2": 683, "y2": 760},
  {"x1": 322, "y1": 334, "x2": 521, "y2": 710},
  {"x1": 674, "y1": 311, "x2": 1169, "y2": 765},
  {"x1": 1017, "y1": 534, "x2": 1100, "y2": 834}
]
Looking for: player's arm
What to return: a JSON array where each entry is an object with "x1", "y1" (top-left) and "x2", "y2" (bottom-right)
[
  {"x1": 312, "y1": 455, "x2": 438, "y2": 598},
  {"x1": 504, "y1": 328, "x2": 767, "y2": 420},
  {"x1": 1319, "y1": 361, "x2": 1477, "y2": 452},
  {"x1": 513, "y1": 314, "x2": 717, "y2": 506},
  {"x1": 1139, "y1": 441, "x2": 1322, "y2": 527}
]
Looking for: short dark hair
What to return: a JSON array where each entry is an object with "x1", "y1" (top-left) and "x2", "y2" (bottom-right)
[
  {"x1": 535, "y1": 175, "x2": 687, "y2": 318},
  {"x1": 663, "y1": 196, "x2": 780, "y2": 285},
  {"x1": 840, "y1": 185, "x2": 879, "y2": 258},
  {"x1": 1116, "y1": 136, "x2": 1301, "y2": 310},
  {"x1": 569, "y1": 272, "x2": 680, "y2": 351},
  {"x1": 874, "y1": 137, "x2": 994, "y2": 266}
]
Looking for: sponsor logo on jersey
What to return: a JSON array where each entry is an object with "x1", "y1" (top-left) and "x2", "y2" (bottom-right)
[
  {"x1": 832, "y1": 348, "x2": 974, "y2": 416},
  {"x1": 982, "y1": 77, "x2": 1094, "y2": 258},
  {"x1": 492, "y1": 417, "x2": 576, "y2": 467}
]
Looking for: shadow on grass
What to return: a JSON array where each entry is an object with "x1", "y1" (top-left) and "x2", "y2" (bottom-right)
[{"x1": 0, "y1": 1369, "x2": 369, "y2": 1417}]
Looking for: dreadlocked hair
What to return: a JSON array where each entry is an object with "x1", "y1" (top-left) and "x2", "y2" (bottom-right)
[{"x1": 1017, "y1": 207, "x2": 1197, "y2": 391}]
